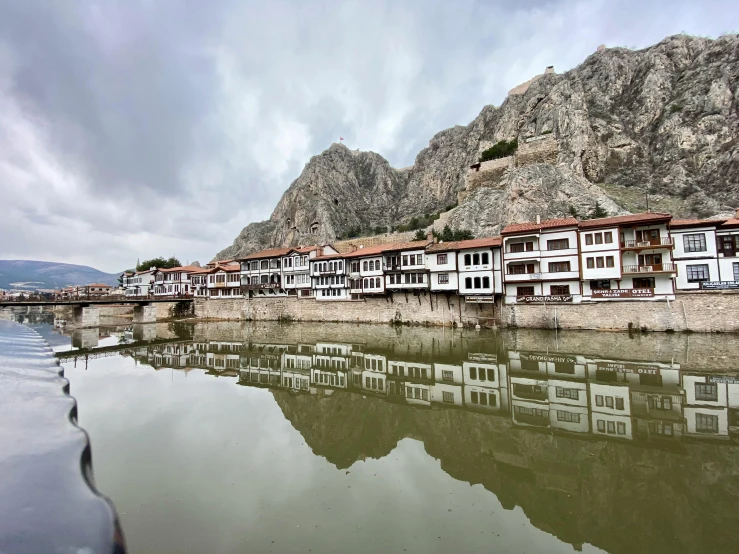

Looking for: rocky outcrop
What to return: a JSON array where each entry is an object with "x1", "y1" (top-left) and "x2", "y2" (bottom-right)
[{"x1": 216, "y1": 33, "x2": 739, "y2": 260}]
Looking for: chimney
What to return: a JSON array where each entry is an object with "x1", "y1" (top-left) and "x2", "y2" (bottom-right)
[
  {"x1": 427, "y1": 231, "x2": 434, "y2": 244},
  {"x1": 735, "y1": 207, "x2": 739, "y2": 219},
  {"x1": 536, "y1": 214, "x2": 541, "y2": 224}
]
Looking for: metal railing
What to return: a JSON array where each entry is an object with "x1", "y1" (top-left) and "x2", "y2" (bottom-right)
[
  {"x1": 621, "y1": 237, "x2": 674, "y2": 248},
  {"x1": 622, "y1": 263, "x2": 676, "y2": 273}
]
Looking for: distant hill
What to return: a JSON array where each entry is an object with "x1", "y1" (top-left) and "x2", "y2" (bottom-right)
[{"x1": 0, "y1": 260, "x2": 121, "y2": 290}]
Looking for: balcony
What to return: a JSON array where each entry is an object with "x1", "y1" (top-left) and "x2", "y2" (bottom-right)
[
  {"x1": 241, "y1": 283, "x2": 280, "y2": 290},
  {"x1": 383, "y1": 263, "x2": 402, "y2": 272},
  {"x1": 622, "y1": 263, "x2": 676, "y2": 274},
  {"x1": 621, "y1": 238, "x2": 674, "y2": 250},
  {"x1": 504, "y1": 272, "x2": 541, "y2": 282}
]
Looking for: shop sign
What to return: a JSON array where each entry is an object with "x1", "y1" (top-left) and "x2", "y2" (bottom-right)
[
  {"x1": 592, "y1": 288, "x2": 654, "y2": 299},
  {"x1": 469, "y1": 353, "x2": 497, "y2": 362},
  {"x1": 708, "y1": 376, "x2": 739, "y2": 384},
  {"x1": 520, "y1": 353, "x2": 577, "y2": 364},
  {"x1": 465, "y1": 295, "x2": 495, "y2": 303},
  {"x1": 518, "y1": 295, "x2": 573, "y2": 303},
  {"x1": 596, "y1": 361, "x2": 660, "y2": 375},
  {"x1": 699, "y1": 281, "x2": 739, "y2": 290}
]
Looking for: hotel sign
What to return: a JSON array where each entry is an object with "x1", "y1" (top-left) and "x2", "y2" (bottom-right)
[
  {"x1": 465, "y1": 295, "x2": 495, "y2": 303},
  {"x1": 708, "y1": 376, "x2": 739, "y2": 384},
  {"x1": 520, "y1": 353, "x2": 577, "y2": 364},
  {"x1": 518, "y1": 295, "x2": 573, "y2": 303},
  {"x1": 596, "y1": 362, "x2": 660, "y2": 375},
  {"x1": 700, "y1": 281, "x2": 739, "y2": 290},
  {"x1": 592, "y1": 288, "x2": 654, "y2": 299}
]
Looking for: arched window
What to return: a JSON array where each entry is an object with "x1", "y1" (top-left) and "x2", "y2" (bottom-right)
[
  {"x1": 338, "y1": 261, "x2": 343, "y2": 271},
  {"x1": 364, "y1": 278, "x2": 368, "y2": 288},
  {"x1": 376, "y1": 277, "x2": 381, "y2": 288},
  {"x1": 243, "y1": 276, "x2": 250, "y2": 285},
  {"x1": 363, "y1": 261, "x2": 368, "y2": 271},
  {"x1": 261, "y1": 275, "x2": 269, "y2": 284}
]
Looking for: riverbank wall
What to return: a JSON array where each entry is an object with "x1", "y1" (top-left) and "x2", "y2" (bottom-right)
[{"x1": 193, "y1": 291, "x2": 739, "y2": 333}]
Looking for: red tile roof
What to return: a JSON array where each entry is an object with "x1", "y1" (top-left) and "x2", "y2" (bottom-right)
[
  {"x1": 86, "y1": 283, "x2": 112, "y2": 288},
  {"x1": 380, "y1": 240, "x2": 430, "y2": 253},
  {"x1": 159, "y1": 265, "x2": 205, "y2": 273},
  {"x1": 341, "y1": 245, "x2": 387, "y2": 258},
  {"x1": 669, "y1": 218, "x2": 726, "y2": 229},
  {"x1": 312, "y1": 252, "x2": 346, "y2": 261},
  {"x1": 501, "y1": 218, "x2": 579, "y2": 235},
  {"x1": 239, "y1": 247, "x2": 293, "y2": 261},
  {"x1": 293, "y1": 245, "x2": 323, "y2": 253},
  {"x1": 578, "y1": 212, "x2": 671, "y2": 229},
  {"x1": 720, "y1": 218, "x2": 739, "y2": 228},
  {"x1": 426, "y1": 237, "x2": 502, "y2": 252}
]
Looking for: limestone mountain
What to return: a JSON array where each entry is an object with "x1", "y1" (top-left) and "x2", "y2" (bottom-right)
[{"x1": 215, "y1": 33, "x2": 739, "y2": 260}]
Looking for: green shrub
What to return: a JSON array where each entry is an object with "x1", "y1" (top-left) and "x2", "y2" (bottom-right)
[
  {"x1": 479, "y1": 139, "x2": 518, "y2": 162},
  {"x1": 413, "y1": 229, "x2": 427, "y2": 241}
]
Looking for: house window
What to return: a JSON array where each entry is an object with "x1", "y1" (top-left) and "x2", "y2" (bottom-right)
[
  {"x1": 464, "y1": 254, "x2": 472, "y2": 265},
  {"x1": 606, "y1": 256, "x2": 614, "y2": 268},
  {"x1": 585, "y1": 234, "x2": 593, "y2": 245},
  {"x1": 442, "y1": 391, "x2": 454, "y2": 403},
  {"x1": 604, "y1": 232, "x2": 613, "y2": 243},
  {"x1": 605, "y1": 396, "x2": 614, "y2": 408},
  {"x1": 633, "y1": 277, "x2": 655, "y2": 288},
  {"x1": 551, "y1": 285, "x2": 570, "y2": 295},
  {"x1": 509, "y1": 243, "x2": 524, "y2": 253},
  {"x1": 470, "y1": 391, "x2": 478, "y2": 404},
  {"x1": 517, "y1": 286, "x2": 534, "y2": 297},
  {"x1": 547, "y1": 239, "x2": 569, "y2": 250},
  {"x1": 433, "y1": 273, "x2": 448, "y2": 285},
  {"x1": 607, "y1": 421, "x2": 616, "y2": 434},
  {"x1": 469, "y1": 367, "x2": 477, "y2": 379},
  {"x1": 617, "y1": 422, "x2": 626, "y2": 435},
  {"x1": 473, "y1": 253, "x2": 480, "y2": 265},
  {"x1": 595, "y1": 233, "x2": 603, "y2": 244},
  {"x1": 442, "y1": 370, "x2": 453, "y2": 381},
  {"x1": 686, "y1": 264, "x2": 710, "y2": 283},
  {"x1": 695, "y1": 383, "x2": 718, "y2": 401},
  {"x1": 595, "y1": 257, "x2": 604, "y2": 268},
  {"x1": 683, "y1": 234, "x2": 707, "y2": 252},
  {"x1": 465, "y1": 277, "x2": 472, "y2": 288},
  {"x1": 482, "y1": 276, "x2": 490, "y2": 288},
  {"x1": 473, "y1": 277, "x2": 481, "y2": 288},
  {"x1": 586, "y1": 258, "x2": 594, "y2": 269},
  {"x1": 557, "y1": 410, "x2": 580, "y2": 423},
  {"x1": 548, "y1": 261, "x2": 571, "y2": 273},
  {"x1": 402, "y1": 255, "x2": 408, "y2": 266},
  {"x1": 482, "y1": 252, "x2": 489, "y2": 264},
  {"x1": 695, "y1": 413, "x2": 719, "y2": 433},
  {"x1": 734, "y1": 263, "x2": 739, "y2": 281},
  {"x1": 556, "y1": 387, "x2": 579, "y2": 400},
  {"x1": 595, "y1": 395, "x2": 604, "y2": 407},
  {"x1": 596, "y1": 420, "x2": 605, "y2": 432},
  {"x1": 615, "y1": 397, "x2": 624, "y2": 410},
  {"x1": 590, "y1": 280, "x2": 610, "y2": 290},
  {"x1": 437, "y1": 254, "x2": 447, "y2": 265}
]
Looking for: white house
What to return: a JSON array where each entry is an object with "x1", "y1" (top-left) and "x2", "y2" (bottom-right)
[
  {"x1": 153, "y1": 266, "x2": 200, "y2": 296},
  {"x1": 311, "y1": 253, "x2": 349, "y2": 301},
  {"x1": 669, "y1": 219, "x2": 722, "y2": 290},
  {"x1": 715, "y1": 212, "x2": 739, "y2": 283},
  {"x1": 122, "y1": 269, "x2": 156, "y2": 296},
  {"x1": 282, "y1": 245, "x2": 336, "y2": 298},
  {"x1": 426, "y1": 237, "x2": 503, "y2": 298},
  {"x1": 382, "y1": 241, "x2": 430, "y2": 292},
  {"x1": 682, "y1": 373, "x2": 737, "y2": 440},
  {"x1": 205, "y1": 264, "x2": 242, "y2": 297},
  {"x1": 344, "y1": 245, "x2": 386, "y2": 299},
  {"x1": 501, "y1": 217, "x2": 581, "y2": 304},
  {"x1": 239, "y1": 247, "x2": 291, "y2": 298},
  {"x1": 579, "y1": 213, "x2": 676, "y2": 301}
]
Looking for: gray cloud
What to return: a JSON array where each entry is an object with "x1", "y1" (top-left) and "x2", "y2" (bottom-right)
[{"x1": 0, "y1": 0, "x2": 737, "y2": 272}]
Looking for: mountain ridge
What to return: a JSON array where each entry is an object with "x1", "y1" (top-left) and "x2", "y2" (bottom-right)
[
  {"x1": 215, "y1": 33, "x2": 739, "y2": 261},
  {"x1": 0, "y1": 260, "x2": 121, "y2": 290}
]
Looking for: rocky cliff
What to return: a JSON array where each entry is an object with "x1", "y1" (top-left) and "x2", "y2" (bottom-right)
[{"x1": 216, "y1": 33, "x2": 739, "y2": 260}]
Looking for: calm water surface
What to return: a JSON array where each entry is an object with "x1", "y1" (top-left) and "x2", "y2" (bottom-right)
[{"x1": 34, "y1": 315, "x2": 739, "y2": 554}]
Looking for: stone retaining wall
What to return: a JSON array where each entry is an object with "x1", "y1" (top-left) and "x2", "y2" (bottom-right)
[
  {"x1": 195, "y1": 291, "x2": 739, "y2": 333},
  {"x1": 502, "y1": 291, "x2": 739, "y2": 333},
  {"x1": 194, "y1": 293, "x2": 497, "y2": 327}
]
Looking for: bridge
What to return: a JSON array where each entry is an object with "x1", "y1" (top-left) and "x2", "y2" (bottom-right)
[{"x1": 0, "y1": 296, "x2": 193, "y2": 327}]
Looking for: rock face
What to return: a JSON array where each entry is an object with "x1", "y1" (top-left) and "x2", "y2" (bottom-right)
[{"x1": 215, "y1": 34, "x2": 739, "y2": 260}]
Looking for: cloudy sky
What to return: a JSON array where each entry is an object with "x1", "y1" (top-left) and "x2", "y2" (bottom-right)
[{"x1": 0, "y1": 0, "x2": 736, "y2": 272}]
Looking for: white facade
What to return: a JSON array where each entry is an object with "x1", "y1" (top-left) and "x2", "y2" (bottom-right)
[
  {"x1": 153, "y1": 267, "x2": 197, "y2": 296},
  {"x1": 715, "y1": 222, "x2": 739, "y2": 282},
  {"x1": 206, "y1": 266, "x2": 241, "y2": 297},
  {"x1": 670, "y1": 224, "x2": 721, "y2": 290},
  {"x1": 311, "y1": 256, "x2": 349, "y2": 301},
  {"x1": 427, "y1": 249, "x2": 458, "y2": 292},
  {"x1": 384, "y1": 245, "x2": 429, "y2": 291},
  {"x1": 240, "y1": 249, "x2": 289, "y2": 297},
  {"x1": 502, "y1": 222, "x2": 581, "y2": 304},
  {"x1": 122, "y1": 270, "x2": 155, "y2": 296}
]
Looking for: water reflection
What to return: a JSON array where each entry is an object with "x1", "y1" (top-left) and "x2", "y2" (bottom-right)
[
  {"x1": 129, "y1": 334, "x2": 739, "y2": 444},
  {"x1": 57, "y1": 322, "x2": 739, "y2": 554}
]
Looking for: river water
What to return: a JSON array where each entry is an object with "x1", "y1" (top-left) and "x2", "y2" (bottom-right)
[{"x1": 23, "y1": 314, "x2": 739, "y2": 554}]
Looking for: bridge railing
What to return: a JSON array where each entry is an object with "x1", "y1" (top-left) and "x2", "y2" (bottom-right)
[{"x1": 1, "y1": 293, "x2": 195, "y2": 303}]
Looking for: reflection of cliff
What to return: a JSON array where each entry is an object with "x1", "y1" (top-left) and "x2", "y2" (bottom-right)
[{"x1": 273, "y1": 389, "x2": 739, "y2": 554}]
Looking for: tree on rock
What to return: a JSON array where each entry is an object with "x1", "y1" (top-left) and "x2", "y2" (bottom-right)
[{"x1": 137, "y1": 257, "x2": 181, "y2": 271}]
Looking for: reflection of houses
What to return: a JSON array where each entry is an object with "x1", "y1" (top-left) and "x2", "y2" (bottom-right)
[
  {"x1": 682, "y1": 374, "x2": 739, "y2": 440},
  {"x1": 462, "y1": 354, "x2": 509, "y2": 414},
  {"x1": 311, "y1": 342, "x2": 351, "y2": 388},
  {"x1": 431, "y1": 364, "x2": 464, "y2": 407}
]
